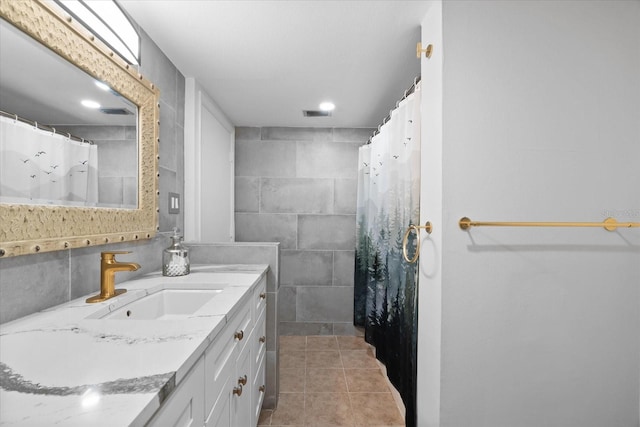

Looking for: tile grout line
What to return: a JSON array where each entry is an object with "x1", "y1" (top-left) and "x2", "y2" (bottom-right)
[
  {"x1": 338, "y1": 337, "x2": 358, "y2": 427},
  {"x1": 303, "y1": 335, "x2": 307, "y2": 426}
]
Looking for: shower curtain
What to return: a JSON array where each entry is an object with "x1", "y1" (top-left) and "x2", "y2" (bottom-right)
[
  {"x1": 354, "y1": 81, "x2": 421, "y2": 426},
  {"x1": 0, "y1": 116, "x2": 98, "y2": 206}
]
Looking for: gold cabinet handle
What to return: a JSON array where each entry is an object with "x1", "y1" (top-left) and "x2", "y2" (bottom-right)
[
  {"x1": 259, "y1": 292, "x2": 266, "y2": 300},
  {"x1": 238, "y1": 375, "x2": 247, "y2": 386},
  {"x1": 234, "y1": 330, "x2": 244, "y2": 340},
  {"x1": 402, "y1": 221, "x2": 433, "y2": 264},
  {"x1": 259, "y1": 335, "x2": 266, "y2": 343},
  {"x1": 259, "y1": 385, "x2": 265, "y2": 393},
  {"x1": 233, "y1": 384, "x2": 243, "y2": 396}
]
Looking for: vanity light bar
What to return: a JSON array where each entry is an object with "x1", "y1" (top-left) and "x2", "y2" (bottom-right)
[{"x1": 53, "y1": 0, "x2": 140, "y2": 65}]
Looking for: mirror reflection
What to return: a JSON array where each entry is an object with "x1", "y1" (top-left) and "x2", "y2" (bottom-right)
[{"x1": 0, "y1": 18, "x2": 138, "y2": 209}]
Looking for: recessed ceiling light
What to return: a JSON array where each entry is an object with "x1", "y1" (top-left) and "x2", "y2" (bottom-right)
[
  {"x1": 81, "y1": 100, "x2": 101, "y2": 109},
  {"x1": 319, "y1": 102, "x2": 335, "y2": 112}
]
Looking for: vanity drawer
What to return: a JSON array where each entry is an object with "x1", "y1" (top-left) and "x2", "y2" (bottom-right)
[
  {"x1": 253, "y1": 307, "x2": 267, "y2": 368},
  {"x1": 204, "y1": 369, "x2": 233, "y2": 427},
  {"x1": 148, "y1": 356, "x2": 205, "y2": 427},
  {"x1": 251, "y1": 306, "x2": 266, "y2": 427},
  {"x1": 204, "y1": 301, "x2": 251, "y2": 418},
  {"x1": 252, "y1": 276, "x2": 267, "y2": 323},
  {"x1": 251, "y1": 351, "x2": 266, "y2": 427}
]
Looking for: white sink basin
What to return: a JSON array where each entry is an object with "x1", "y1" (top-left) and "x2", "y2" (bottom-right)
[{"x1": 100, "y1": 289, "x2": 223, "y2": 320}]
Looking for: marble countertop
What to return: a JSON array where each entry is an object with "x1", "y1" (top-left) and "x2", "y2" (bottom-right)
[{"x1": 0, "y1": 264, "x2": 268, "y2": 426}]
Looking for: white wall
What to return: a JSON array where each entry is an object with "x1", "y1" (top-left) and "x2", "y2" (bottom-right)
[
  {"x1": 418, "y1": 1, "x2": 640, "y2": 426},
  {"x1": 184, "y1": 78, "x2": 235, "y2": 243},
  {"x1": 417, "y1": 1, "x2": 443, "y2": 426},
  {"x1": 199, "y1": 101, "x2": 234, "y2": 242}
]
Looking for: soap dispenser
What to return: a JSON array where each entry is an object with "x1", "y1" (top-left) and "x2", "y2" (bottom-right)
[{"x1": 163, "y1": 228, "x2": 190, "y2": 277}]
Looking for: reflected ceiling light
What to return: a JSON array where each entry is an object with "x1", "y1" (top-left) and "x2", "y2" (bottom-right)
[
  {"x1": 319, "y1": 102, "x2": 335, "y2": 112},
  {"x1": 95, "y1": 81, "x2": 110, "y2": 91},
  {"x1": 81, "y1": 388, "x2": 101, "y2": 407},
  {"x1": 81, "y1": 100, "x2": 101, "y2": 109}
]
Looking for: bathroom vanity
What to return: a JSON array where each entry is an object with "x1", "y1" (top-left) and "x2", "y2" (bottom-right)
[{"x1": 0, "y1": 264, "x2": 268, "y2": 426}]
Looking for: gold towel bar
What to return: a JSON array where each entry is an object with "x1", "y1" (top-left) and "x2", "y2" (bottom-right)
[
  {"x1": 402, "y1": 221, "x2": 433, "y2": 264},
  {"x1": 459, "y1": 217, "x2": 639, "y2": 232}
]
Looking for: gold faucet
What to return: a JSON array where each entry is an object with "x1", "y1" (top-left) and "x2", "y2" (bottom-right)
[{"x1": 86, "y1": 251, "x2": 141, "y2": 303}]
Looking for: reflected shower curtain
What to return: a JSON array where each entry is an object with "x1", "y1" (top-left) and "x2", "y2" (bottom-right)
[
  {"x1": 354, "y1": 82, "x2": 420, "y2": 426},
  {"x1": 0, "y1": 116, "x2": 98, "y2": 205}
]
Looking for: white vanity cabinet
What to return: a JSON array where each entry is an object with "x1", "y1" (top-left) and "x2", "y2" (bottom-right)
[
  {"x1": 147, "y1": 357, "x2": 205, "y2": 427},
  {"x1": 203, "y1": 275, "x2": 267, "y2": 427},
  {"x1": 204, "y1": 293, "x2": 251, "y2": 427},
  {"x1": 148, "y1": 274, "x2": 268, "y2": 427}
]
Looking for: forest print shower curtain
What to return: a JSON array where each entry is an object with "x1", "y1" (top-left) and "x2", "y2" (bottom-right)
[{"x1": 354, "y1": 81, "x2": 420, "y2": 426}]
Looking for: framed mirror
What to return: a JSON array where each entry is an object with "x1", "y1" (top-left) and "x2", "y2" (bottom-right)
[{"x1": 0, "y1": 0, "x2": 159, "y2": 257}]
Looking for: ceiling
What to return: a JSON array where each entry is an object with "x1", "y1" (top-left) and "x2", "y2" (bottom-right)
[{"x1": 118, "y1": 1, "x2": 430, "y2": 128}]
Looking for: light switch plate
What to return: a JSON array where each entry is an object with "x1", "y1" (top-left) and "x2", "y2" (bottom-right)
[{"x1": 168, "y1": 192, "x2": 180, "y2": 214}]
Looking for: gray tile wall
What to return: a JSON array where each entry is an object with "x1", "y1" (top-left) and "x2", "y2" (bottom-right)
[
  {"x1": 0, "y1": 27, "x2": 185, "y2": 324},
  {"x1": 235, "y1": 127, "x2": 372, "y2": 336}
]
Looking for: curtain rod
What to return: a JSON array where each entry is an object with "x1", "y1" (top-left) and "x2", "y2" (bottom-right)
[
  {"x1": 0, "y1": 110, "x2": 94, "y2": 145},
  {"x1": 366, "y1": 75, "x2": 421, "y2": 145}
]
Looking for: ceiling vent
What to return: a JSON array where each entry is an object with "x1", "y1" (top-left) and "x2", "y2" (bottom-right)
[
  {"x1": 303, "y1": 110, "x2": 331, "y2": 117},
  {"x1": 100, "y1": 108, "x2": 133, "y2": 115}
]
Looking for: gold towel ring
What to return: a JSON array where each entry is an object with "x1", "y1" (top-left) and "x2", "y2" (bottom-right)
[{"x1": 402, "y1": 221, "x2": 433, "y2": 264}]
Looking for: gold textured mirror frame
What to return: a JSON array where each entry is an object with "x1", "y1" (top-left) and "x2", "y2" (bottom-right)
[{"x1": 0, "y1": 0, "x2": 159, "y2": 258}]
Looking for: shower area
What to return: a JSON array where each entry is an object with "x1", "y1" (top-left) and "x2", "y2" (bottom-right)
[
  {"x1": 0, "y1": 114, "x2": 137, "y2": 208},
  {"x1": 0, "y1": 113, "x2": 99, "y2": 206},
  {"x1": 354, "y1": 77, "x2": 421, "y2": 427}
]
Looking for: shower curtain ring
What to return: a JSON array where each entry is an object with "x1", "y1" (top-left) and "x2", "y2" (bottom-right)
[{"x1": 402, "y1": 221, "x2": 433, "y2": 264}]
